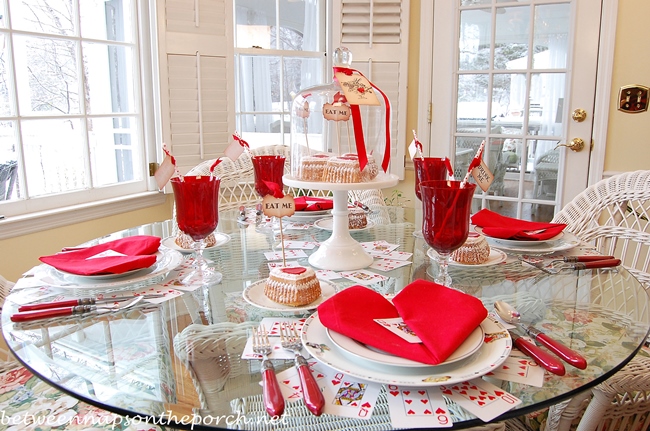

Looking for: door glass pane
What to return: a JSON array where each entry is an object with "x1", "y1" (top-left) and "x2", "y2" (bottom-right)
[
  {"x1": 533, "y1": 3, "x2": 570, "y2": 69},
  {"x1": 459, "y1": 9, "x2": 491, "y2": 71},
  {"x1": 531, "y1": 140, "x2": 560, "y2": 201},
  {"x1": 494, "y1": 6, "x2": 530, "y2": 71},
  {"x1": 457, "y1": 74, "x2": 490, "y2": 131},
  {"x1": 530, "y1": 72, "x2": 565, "y2": 137}
]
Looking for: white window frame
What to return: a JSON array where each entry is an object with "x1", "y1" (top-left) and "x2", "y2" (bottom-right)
[{"x1": 0, "y1": 0, "x2": 164, "y2": 240}]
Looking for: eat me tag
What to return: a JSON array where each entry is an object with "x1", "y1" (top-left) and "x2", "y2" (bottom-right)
[{"x1": 262, "y1": 194, "x2": 296, "y2": 218}]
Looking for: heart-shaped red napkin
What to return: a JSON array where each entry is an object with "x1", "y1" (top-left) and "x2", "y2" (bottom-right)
[
  {"x1": 294, "y1": 196, "x2": 334, "y2": 211},
  {"x1": 471, "y1": 209, "x2": 566, "y2": 241},
  {"x1": 39, "y1": 236, "x2": 161, "y2": 275},
  {"x1": 318, "y1": 281, "x2": 487, "y2": 365}
]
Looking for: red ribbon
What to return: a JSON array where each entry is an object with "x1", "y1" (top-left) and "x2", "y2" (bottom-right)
[{"x1": 333, "y1": 67, "x2": 391, "y2": 173}]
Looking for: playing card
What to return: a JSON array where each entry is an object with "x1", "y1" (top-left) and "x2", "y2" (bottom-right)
[
  {"x1": 264, "y1": 249, "x2": 308, "y2": 261},
  {"x1": 260, "y1": 317, "x2": 307, "y2": 336},
  {"x1": 369, "y1": 258, "x2": 412, "y2": 272},
  {"x1": 273, "y1": 361, "x2": 328, "y2": 402},
  {"x1": 276, "y1": 240, "x2": 317, "y2": 250},
  {"x1": 374, "y1": 318, "x2": 422, "y2": 343},
  {"x1": 283, "y1": 222, "x2": 312, "y2": 230},
  {"x1": 386, "y1": 385, "x2": 452, "y2": 428},
  {"x1": 267, "y1": 261, "x2": 302, "y2": 270},
  {"x1": 315, "y1": 269, "x2": 343, "y2": 280},
  {"x1": 378, "y1": 251, "x2": 413, "y2": 261},
  {"x1": 440, "y1": 378, "x2": 522, "y2": 422},
  {"x1": 339, "y1": 269, "x2": 389, "y2": 286},
  {"x1": 322, "y1": 371, "x2": 382, "y2": 418},
  {"x1": 485, "y1": 355, "x2": 545, "y2": 387},
  {"x1": 360, "y1": 240, "x2": 399, "y2": 254}
]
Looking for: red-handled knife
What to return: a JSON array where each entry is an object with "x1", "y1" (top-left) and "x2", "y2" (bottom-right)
[
  {"x1": 18, "y1": 294, "x2": 164, "y2": 312},
  {"x1": 510, "y1": 333, "x2": 566, "y2": 376},
  {"x1": 553, "y1": 255, "x2": 615, "y2": 263},
  {"x1": 524, "y1": 326, "x2": 588, "y2": 369},
  {"x1": 572, "y1": 258, "x2": 621, "y2": 270}
]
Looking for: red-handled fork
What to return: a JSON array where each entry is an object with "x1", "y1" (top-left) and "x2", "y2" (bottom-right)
[
  {"x1": 251, "y1": 326, "x2": 285, "y2": 418},
  {"x1": 280, "y1": 324, "x2": 325, "y2": 416}
]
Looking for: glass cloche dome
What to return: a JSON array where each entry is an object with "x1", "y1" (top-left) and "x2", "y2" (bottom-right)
[{"x1": 289, "y1": 47, "x2": 392, "y2": 183}]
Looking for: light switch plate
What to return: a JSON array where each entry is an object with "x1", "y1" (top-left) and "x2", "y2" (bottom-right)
[{"x1": 618, "y1": 85, "x2": 649, "y2": 113}]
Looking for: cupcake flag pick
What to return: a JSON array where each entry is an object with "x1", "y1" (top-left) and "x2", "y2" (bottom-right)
[
  {"x1": 224, "y1": 132, "x2": 250, "y2": 161},
  {"x1": 262, "y1": 189, "x2": 296, "y2": 267},
  {"x1": 154, "y1": 143, "x2": 182, "y2": 189},
  {"x1": 461, "y1": 140, "x2": 494, "y2": 192}
]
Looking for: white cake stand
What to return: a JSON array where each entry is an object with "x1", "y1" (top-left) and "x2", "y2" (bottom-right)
[{"x1": 283, "y1": 173, "x2": 399, "y2": 271}]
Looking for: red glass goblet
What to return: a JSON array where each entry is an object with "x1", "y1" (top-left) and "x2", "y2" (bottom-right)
[
  {"x1": 252, "y1": 155, "x2": 286, "y2": 230},
  {"x1": 420, "y1": 180, "x2": 476, "y2": 287},
  {"x1": 171, "y1": 175, "x2": 221, "y2": 284},
  {"x1": 413, "y1": 157, "x2": 453, "y2": 200}
]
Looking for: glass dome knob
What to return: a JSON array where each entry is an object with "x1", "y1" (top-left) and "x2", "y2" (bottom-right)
[{"x1": 333, "y1": 47, "x2": 352, "y2": 68}]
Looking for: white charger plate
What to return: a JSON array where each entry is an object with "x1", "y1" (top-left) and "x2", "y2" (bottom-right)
[
  {"x1": 326, "y1": 322, "x2": 485, "y2": 368},
  {"x1": 162, "y1": 232, "x2": 231, "y2": 254},
  {"x1": 428, "y1": 248, "x2": 508, "y2": 267},
  {"x1": 38, "y1": 248, "x2": 183, "y2": 290},
  {"x1": 313, "y1": 217, "x2": 375, "y2": 231},
  {"x1": 302, "y1": 313, "x2": 511, "y2": 387},
  {"x1": 474, "y1": 226, "x2": 564, "y2": 246},
  {"x1": 242, "y1": 278, "x2": 337, "y2": 312}
]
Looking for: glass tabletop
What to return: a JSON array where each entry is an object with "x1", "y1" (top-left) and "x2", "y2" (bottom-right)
[{"x1": 2, "y1": 212, "x2": 649, "y2": 430}]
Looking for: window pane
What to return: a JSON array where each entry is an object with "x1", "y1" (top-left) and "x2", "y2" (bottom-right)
[
  {"x1": 0, "y1": 121, "x2": 19, "y2": 201},
  {"x1": 278, "y1": 0, "x2": 312, "y2": 51},
  {"x1": 0, "y1": 40, "x2": 15, "y2": 116},
  {"x1": 533, "y1": 3, "x2": 569, "y2": 69},
  {"x1": 283, "y1": 56, "x2": 322, "y2": 109},
  {"x1": 84, "y1": 43, "x2": 136, "y2": 114},
  {"x1": 80, "y1": 0, "x2": 134, "y2": 43},
  {"x1": 459, "y1": 9, "x2": 491, "y2": 71},
  {"x1": 22, "y1": 119, "x2": 87, "y2": 196},
  {"x1": 238, "y1": 55, "x2": 280, "y2": 115},
  {"x1": 494, "y1": 6, "x2": 530, "y2": 71},
  {"x1": 10, "y1": 0, "x2": 76, "y2": 36},
  {"x1": 14, "y1": 36, "x2": 80, "y2": 116},
  {"x1": 88, "y1": 117, "x2": 141, "y2": 186},
  {"x1": 235, "y1": 0, "x2": 276, "y2": 49}
]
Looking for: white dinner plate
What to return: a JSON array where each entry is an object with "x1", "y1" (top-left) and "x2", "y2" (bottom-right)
[
  {"x1": 474, "y1": 226, "x2": 564, "y2": 246},
  {"x1": 313, "y1": 217, "x2": 375, "y2": 231},
  {"x1": 242, "y1": 278, "x2": 337, "y2": 312},
  {"x1": 37, "y1": 248, "x2": 183, "y2": 290},
  {"x1": 162, "y1": 232, "x2": 231, "y2": 254},
  {"x1": 326, "y1": 322, "x2": 485, "y2": 368},
  {"x1": 302, "y1": 313, "x2": 511, "y2": 387},
  {"x1": 485, "y1": 231, "x2": 581, "y2": 255},
  {"x1": 428, "y1": 248, "x2": 508, "y2": 267}
]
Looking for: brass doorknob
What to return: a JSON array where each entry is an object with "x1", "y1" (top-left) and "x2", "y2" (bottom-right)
[
  {"x1": 572, "y1": 109, "x2": 587, "y2": 122},
  {"x1": 554, "y1": 138, "x2": 585, "y2": 152}
]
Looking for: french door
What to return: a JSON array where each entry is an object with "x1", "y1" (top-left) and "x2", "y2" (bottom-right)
[{"x1": 419, "y1": 0, "x2": 606, "y2": 221}]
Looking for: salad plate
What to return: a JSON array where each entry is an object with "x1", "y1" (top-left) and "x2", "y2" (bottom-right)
[
  {"x1": 326, "y1": 322, "x2": 484, "y2": 368},
  {"x1": 162, "y1": 232, "x2": 231, "y2": 253},
  {"x1": 428, "y1": 248, "x2": 508, "y2": 267},
  {"x1": 242, "y1": 279, "x2": 337, "y2": 312},
  {"x1": 485, "y1": 232, "x2": 581, "y2": 255}
]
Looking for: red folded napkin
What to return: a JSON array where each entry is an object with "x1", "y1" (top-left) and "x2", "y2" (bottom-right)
[
  {"x1": 294, "y1": 196, "x2": 334, "y2": 211},
  {"x1": 317, "y1": 281, "x2": 487, "y2": 365},
  {"x1": 39, "y1": 236, "x2": 161, "y2": 276},
  {"x1": 471, "y1": 209, "x2": 566, "y2": 241}
]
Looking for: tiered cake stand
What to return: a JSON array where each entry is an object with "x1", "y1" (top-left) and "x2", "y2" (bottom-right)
[{"x1": 283, "y1": 173, "x2": 399, "y2": 271}]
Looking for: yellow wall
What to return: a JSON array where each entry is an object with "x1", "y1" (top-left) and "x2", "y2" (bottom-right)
[
  {"x1": 2, "y1": 0, "x2": 648, "y2": 282},
  {"x1": 605, "y1": 0, "x2": 650, "y2": 171}
]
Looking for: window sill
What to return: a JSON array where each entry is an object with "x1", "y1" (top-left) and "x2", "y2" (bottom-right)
[{"x1": 0, "y1": 192, "x2": 167, "y2": 240}]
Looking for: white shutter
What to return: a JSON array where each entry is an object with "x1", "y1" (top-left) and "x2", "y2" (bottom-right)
[
  {"x1": 157, "y1": 0, "x2": 234, "y2": 175},
  {"x1": 333, "y1": 0, "x2": 409, "y2": 179}
]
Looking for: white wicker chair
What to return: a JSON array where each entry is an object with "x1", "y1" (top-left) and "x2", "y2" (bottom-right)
[
  {"x1": 173, "y1": 321, "x2": 507, "y2": 430},
  {"x1": 183, "y1": 145, "x2": 390, "y2": 223},
  {"x1": 509, "y1": 170, "x2": 650, "y2": 431}
]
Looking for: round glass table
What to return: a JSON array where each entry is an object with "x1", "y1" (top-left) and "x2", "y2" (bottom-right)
[{"x1": 2, "y1": 214, "x2": 649, "y2": 430}]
